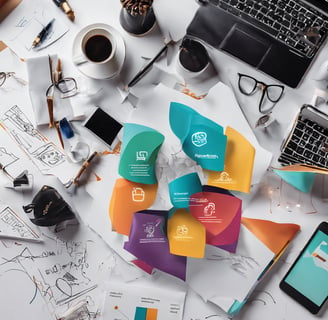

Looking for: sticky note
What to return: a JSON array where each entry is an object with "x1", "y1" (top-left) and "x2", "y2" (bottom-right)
[
  {"x1": 119, "y1": 123, "x2": 164, "y2": 184},
  {"x1": 109, "y1": 178, "x2": 158, "y2": 236},
  {"x1": 169, "y1": 172, "x2": 202, "y2": 209},
  {"x1": 207, "y1": 126, "x2": 255, "y2": 193},
  {"x1": 124, "y1": 210, "x2": 187, "y2": 280},
  {"x1": 189, "y1": 191, "x2": 242, "y2": 252},
  {"x1": 168, "y1": 208, "x2": 206, "y2": 258},
  {"x1": 169, "y1": 102, "x2": 227, "y2": 171}
]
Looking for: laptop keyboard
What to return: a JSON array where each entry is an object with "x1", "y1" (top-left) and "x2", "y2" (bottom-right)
[
  {"x1": 211, "y1": 0, "x2": 328, "y2": 58},
  {"x1": 278, "y1": 117, "x2": 328, "y2": 168}
]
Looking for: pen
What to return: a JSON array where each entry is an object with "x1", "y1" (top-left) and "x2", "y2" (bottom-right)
[
  {"x1": 32, "y1": 18, "x2": 55, "y2": 48},
  {"x1": 127, "y1": 42, "x2": 169, "y2": 88},
  {"x1": 72, "y1": 151, "x2": 98, "y2": 186},
  {"x1": 53, "y1": 0, "x2": 75, "y2": 22}
]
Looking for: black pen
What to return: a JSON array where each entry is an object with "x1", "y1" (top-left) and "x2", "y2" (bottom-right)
[
  {"x1": 32, "y1": 18, "x2": 55, "y2": 48},
  {"x1": 127, "y1": 42, "x2": 170, "y2": 88}
]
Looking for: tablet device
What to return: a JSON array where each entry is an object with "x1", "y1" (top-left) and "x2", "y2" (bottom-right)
[
  {"x1": 83, "y1": 107, "x2": 122, "y2": 149},
  {"x1": 279, "y1": 221, "x2": 328, "y2": 314}
]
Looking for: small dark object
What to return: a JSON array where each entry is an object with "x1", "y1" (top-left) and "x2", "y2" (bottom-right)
[
  {"x1": 179, "y1": 37, "x2": 209, "y2": 72},
  {"x1": 23, "y1": 185, "x2": 76, "y2": 226}
]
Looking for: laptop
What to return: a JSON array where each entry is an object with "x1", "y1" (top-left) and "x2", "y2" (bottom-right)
[
  {"x1": 186, "y1": 0, "x2": 328, "y2": 88},
  {"x1": 278, "y1": 105, "x2": 328, "y2": 169}
]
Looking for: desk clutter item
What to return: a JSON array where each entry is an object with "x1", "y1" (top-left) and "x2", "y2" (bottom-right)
[
  {"x1": 278, "y1": 104, "x2": 328, "y2": 169},
  {"x1": 177, "y1": 36, "x2": 209, "y2": 77},
  {"x1": 119, "y1": 0, "x2": 156, "y2": 36},
  {"x1": 23, "y1": 185, "x2": 76, "y2": 226},
  {"x1": 72, "y1": 23, "x2": 125, "y2": 79},
  {"x1": 187, "y1": 0, "x2": 328, "y2": 88},
  {"x1": 118, "y1": 123, "x2": 165, "y2": 184}
]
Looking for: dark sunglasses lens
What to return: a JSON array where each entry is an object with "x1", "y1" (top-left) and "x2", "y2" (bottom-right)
[
  {"x1": 238, "y1": 75, "x2": 257, "y2": 95},
  {"x1": 266, "y1": 85, "x2": 284, "y2": 102}
]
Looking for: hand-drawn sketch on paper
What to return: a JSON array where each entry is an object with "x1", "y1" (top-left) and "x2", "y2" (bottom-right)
[
  {"x1": 0, "y1": 105, "x2": 65, "y2": 172},
  {"x1": 0, "y1": 229, "x2": 104, "y2": 319},
  {"x1": 0, "y1": 146, "x2": 18, "y2": 169},
  {"x1": 0, "y1": 206, "x2": 41, "y2": 242}
]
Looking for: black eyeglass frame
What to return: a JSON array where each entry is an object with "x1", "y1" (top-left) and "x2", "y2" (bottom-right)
[
  {"x1": 46, "y1": 77, "x2": 77, "y2": 99},
  {"x1": 237, "y1": 73, "x2": 285, "y2": 114},
  {"x1": 0, "y1": 72, "x2": 16, "y2": 87}
]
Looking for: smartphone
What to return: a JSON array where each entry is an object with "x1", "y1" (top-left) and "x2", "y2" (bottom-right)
[
  {"x1": 83, "y1": 107, "x2": 123, "y2": 149},
  {"x1": 279, "y1": 221, "x2": 328, "y2": 314}
]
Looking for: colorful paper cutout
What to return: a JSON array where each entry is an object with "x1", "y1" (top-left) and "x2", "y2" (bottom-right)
[
  {"x1": 169, "y1": 172, "x2": 202, "y2": 209},
  {"x1": 109, "y1": 178, "x2": 158, "y2": 236},
  {"x1": 206, "y1": 126, "x2": 255, "y2": 193},
  {"x1": 189, "y1": 191, "x2": 242, "y2": 252},
  {"x1": 169, "y1": 102, "x2": 227, "y2": 171},
  {"x1": 119, "y1": 123, "x2": 164, "y2": 184},
  {"x1": 241, "y1": 217, "x2": 300, "y2": 254},
  {"x1": 168, "y1": 208, "x2": 206, "y2": 258},
  {"x1": 124, "y1": 210, "x2": 187, "y2": 280},
  {"x1": 273, "y1": 169, "x2": 315, "y2": 193}
]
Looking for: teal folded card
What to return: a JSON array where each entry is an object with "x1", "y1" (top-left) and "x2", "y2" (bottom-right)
[
  {"x1": 119, "y1": 123, "x2": 165, "y2": 184},
  {"x1": 169, "y1": 102, "x2": 227, "y2": 171},
  {"x1": 169, "y1": 172, "x2": 202, "y2": 209}
]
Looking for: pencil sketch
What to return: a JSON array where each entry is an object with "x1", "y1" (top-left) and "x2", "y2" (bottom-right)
[
  {"x1": 0, "y1": 206, "x2": 41, "y2": 241},
  {"x1": 1, "y1": 105, "x2": 66, "y2": 171},
  {"x1": 0, "y1": 146, "x2": 18, "y2": 169},
  {"x1": 207, "y1": 253, "x2": 259, "y2": 278},
  {"x1": 0, "y1": 232, "x2": 103, "y2": 319}
]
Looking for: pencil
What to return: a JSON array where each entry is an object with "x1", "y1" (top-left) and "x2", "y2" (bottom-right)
[{"x1": 127, "y1": 43, "x2": 169, "y2": 88}]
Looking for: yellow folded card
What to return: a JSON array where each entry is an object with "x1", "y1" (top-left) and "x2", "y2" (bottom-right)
[
  {"x1": 109, "y1": 178, "x2": 158, "y2": 236},
  {"x1": 168, "y1": 208, "x2": 206, "y2": 258},
  {"x1": 207, "y1": 126, "x2": 255, "y2": 193}
]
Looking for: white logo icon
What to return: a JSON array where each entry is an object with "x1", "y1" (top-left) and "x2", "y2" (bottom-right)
[
  {"x1": 136, "y1": 151, "x2": 148, "y2": 160},
  {"x1": 191, "y1": 132, "x2": 207, "y2": 147},
  {"x1": 176, "y1": 225, "x2": 188, "y2": 236},
  {"x1": 132, "y1": 187, "x2": 145, "y2": 202},
  {"x1": 204, "y1": 202, "x2": 215, "y2": 216}
]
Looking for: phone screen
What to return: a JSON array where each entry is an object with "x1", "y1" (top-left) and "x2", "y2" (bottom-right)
[
  {"x1": 83, "y1": 107, "x2": 122, "y2": 147},
  {"x1": 280, "y1": 222, "x2": 328, "y2": 313}
]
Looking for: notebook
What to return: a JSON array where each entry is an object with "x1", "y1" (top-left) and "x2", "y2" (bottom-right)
[
  {"x1": 278, "y1": 104, "x2": 328, "y2": 169},
  {"x1": 186, "y1": 0, "x2": 328, "y2": 88}
]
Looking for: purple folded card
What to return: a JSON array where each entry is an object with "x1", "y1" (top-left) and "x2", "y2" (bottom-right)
[{"x1": 124, "y1": 210, "x2": 187, "y2": 280}]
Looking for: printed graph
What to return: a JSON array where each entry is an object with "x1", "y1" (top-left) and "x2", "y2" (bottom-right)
[{"x1": 134, "y1": 306, "x2": 158, "y2": 320}]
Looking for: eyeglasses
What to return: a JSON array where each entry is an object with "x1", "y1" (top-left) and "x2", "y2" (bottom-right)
[
  {"x1": 46, "y1": 57, "x2": 78, "y2": 129},
  {"x1": 237, "y1": 73, "x2": 285, "y2": 114},
  {"x1": 0, "y1": 72, "x2": 27, "y2": 87},
  {"x1": 46, "y1": 77, "x2": 77, "y2": 99}
]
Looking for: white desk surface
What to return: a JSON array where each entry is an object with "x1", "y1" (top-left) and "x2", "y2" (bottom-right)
[{"x1": 0, "y1": 0, "x2": 327, "y2": 319}]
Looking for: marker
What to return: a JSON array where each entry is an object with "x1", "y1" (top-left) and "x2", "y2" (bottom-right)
[
  {"x1": 32, "y1": 18, "x2": 55, "y2": 48},
  {"x1": 52, "y1": 0, "x2": 75, "y2": 22}
]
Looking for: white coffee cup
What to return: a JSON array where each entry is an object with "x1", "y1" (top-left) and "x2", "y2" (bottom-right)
[{"x1": 73, "y1": 27, "x2": 118, "y2": 75}]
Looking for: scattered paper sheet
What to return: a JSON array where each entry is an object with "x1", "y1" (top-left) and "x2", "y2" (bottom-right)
[
  {"x1": 0, "y1": 204, "x2": 42, "y2": 242},
  {"x1": 0, "y1": 0, "x2": 69, "y2": 58},
  {"x1": 101, "y1": 280, "x2": 186, "y2": 320}
]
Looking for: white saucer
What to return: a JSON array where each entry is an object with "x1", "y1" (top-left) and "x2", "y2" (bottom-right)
[{"x1": 72, "y1": 23, "x2": 125, "y2": 80}]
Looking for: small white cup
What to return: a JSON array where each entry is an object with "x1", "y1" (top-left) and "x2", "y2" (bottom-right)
[{"x1": 73, "y1": 27, "x2": 118, "y2": 74}]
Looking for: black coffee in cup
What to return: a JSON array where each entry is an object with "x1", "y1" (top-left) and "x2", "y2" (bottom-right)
[
  {"x1": 85, "y1": 34, "x2": 112, "y2": 63},
  {"x1": 179, "y1": 38, "x2": 209, "y2": 72}
]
